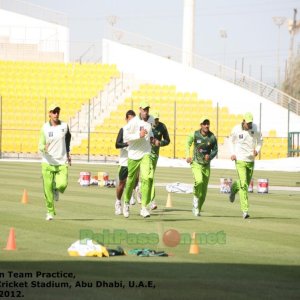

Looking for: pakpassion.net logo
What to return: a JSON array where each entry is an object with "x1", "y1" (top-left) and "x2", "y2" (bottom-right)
[{"x1": 80, "y1": 229, "x2": 226, "y2": 247}]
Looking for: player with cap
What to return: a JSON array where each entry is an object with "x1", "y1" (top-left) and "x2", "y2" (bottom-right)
[
  {"x1": 131, "y1": 100, "x2": 156, "y2": 204},
  {"x1": 114, "y1": 109, "x2": 136, "y2": 215},
  {"x1": 186, "y1": 117, "x2": 218, "y2": 217},
  {"x1": 149, "y1": 110, "x2": 170, "y2": 210},
  {"x1": 122, "y1": 101, "x2": 155, "y2": 218},
  {"x1": 229, "y1": 112, "x2": 263, "y2": 219},
  {"x1": 38, "y1": 104, "x2": 71, "y2": 221}
]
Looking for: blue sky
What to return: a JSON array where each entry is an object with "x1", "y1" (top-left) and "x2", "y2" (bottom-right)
[{"x1": 19, "y1": 0, "x2": 300, "y2": 85}]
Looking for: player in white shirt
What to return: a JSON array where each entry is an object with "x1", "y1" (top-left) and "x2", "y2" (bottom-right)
[
  {"x1": 229, "y1": 112, "x2": 263, "y2": 219},
  {"x1": 122, "y1": 101, "x2": 154, "y2": 218},
  {"x1": 38, "y1": 104, "x2": 71, "y2": 221},
  {"x1": 114, "y1": 110, "x2": 136, "y2": 215}
]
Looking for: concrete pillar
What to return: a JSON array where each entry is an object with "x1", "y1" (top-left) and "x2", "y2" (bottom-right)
[{"x1": 182, "y1": 0, "x2": 195, "y2": 67}]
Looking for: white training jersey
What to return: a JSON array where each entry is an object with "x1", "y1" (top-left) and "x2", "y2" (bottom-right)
[
  {"x1": 229, "y1": 123, "x2": 263, "y2": 162},
  {"x1": 119, "y1": 147, "x2": 128, "y2": 167},
  {"x1": 146, "y1": 115, "x2": 155, "y2": 126},
  {"x1": 123, "y1": 116, "x2": 153, "y2": 160},
  {"x1": 39, "y1": 121, "x2": 70, "y2": 165}
]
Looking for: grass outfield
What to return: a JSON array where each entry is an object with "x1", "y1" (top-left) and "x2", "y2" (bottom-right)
[{"x1": 0, "y1": 161, "x2": 299, "y2": 299}]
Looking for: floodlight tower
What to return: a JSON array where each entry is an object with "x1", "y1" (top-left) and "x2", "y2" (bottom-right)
[
  {"x1": 182, "y1": 0, "x2": 195, "y2": 67},
  {"x1": 272, "y1": 16, "x2": 286, "y2": 87},
  {"x1": 287, "y1": 9, "x2": 300, "y2": 75},
  {"x1": 106, "y1": 15, "x2": 119, "y2": 40},
  {"x1": 219, "y1": 29, "x2": 228, "y2": 66}
]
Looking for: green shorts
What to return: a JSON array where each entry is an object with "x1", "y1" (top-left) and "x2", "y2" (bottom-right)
[{"x1": 118, "y1": 166, "x2": 128, "y2": 181}]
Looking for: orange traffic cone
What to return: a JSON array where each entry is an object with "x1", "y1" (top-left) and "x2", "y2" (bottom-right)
[
  {"x1": 21, "y1": 189, "x2": 28, "y2": 204},
  {"x1": 189, "y1": 232, "x2": 199, "y2": 254},
  {"x1": 166, "y1": 193, "x2": 172, "y2": 208},
  {"x1": 4, "y1": 228, "x2": 17, "y2": 250}
]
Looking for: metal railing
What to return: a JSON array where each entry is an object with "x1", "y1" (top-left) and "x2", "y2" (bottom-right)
[
  {"x1": 0, "y1": 95, "x2": 292, "y2": 161},
  {"x1": 109, "y1": 27, "x2": 300, "y2": 115},
  {"x1": 0, "y1": 0, "x2": 68, "y2": 26},
  {"x1": 288, "y1": 132, "x2": 300, "y2": 157}
]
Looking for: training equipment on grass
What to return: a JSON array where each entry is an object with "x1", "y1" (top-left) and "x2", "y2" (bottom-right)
[
  {"x1": 107, "y1": 246, "x2": 126, "y2": 256},
  {"x1": 105, "y1": 180, "x2": 116, "y2": 188},
  {"x1": 166, "y1": 193, "x2": 172, "y2": 208},
  {"x1": 220, "y1": 178, "x2": 232, "y2": 193},
  {"x1": 68, "y1": 239, "x2": 109, "y2": 257},
  {"x1": 98, "y1": 171, "x2": 109, "y2": 187},
  {"x1": 21, "y1": 189, "x2": 28, "y2": 204},
  {"x1": 79, "y1": 172, "x2": 91, "y2": 186},
  {"x1": 166, "y1": 182, "x2": 193, "y2": 193},
  {"x1": 189, "y1": 232, "x2": 199, "y2": 254},
  {"x1": 257, "y1": 178, "x2": 269, "y2": 193},
  {"x1": 128, "y1": 248, "x2": 168, "y2": 257},
  {"x1": 4, "y1": 228, "x2": 17, "y2": 251}
]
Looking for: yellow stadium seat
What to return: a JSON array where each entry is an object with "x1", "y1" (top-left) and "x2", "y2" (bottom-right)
[{"x1": 0, "y1": 61, "x2": 120, "y2": 154}]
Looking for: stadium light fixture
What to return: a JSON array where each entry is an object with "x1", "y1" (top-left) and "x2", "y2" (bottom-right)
[
  {"x1": 106, "y1": 15, "x2": 119, "y2": 40},
  {"x1": 219, "y1": 29, "x2": 227, "y2": 66},
  {"x1": 272, "y1": 16, "x2": 287, "y2": 87},
  {"x1": 106, "y1": 15, "x2": 118, "y2": 27},
  {"x1": 286, "y1": 9, "x2": 300, "y2": 77}
]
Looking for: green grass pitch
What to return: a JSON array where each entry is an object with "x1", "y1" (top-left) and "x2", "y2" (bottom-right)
[{"x1": 0, "y1": 161, "x2": 299, "y2": 299}]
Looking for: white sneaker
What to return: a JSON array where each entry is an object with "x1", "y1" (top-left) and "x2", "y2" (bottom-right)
[
  {"x1": 140, "y1": 207, "x2": 150, "y2": 218},
  {"x1": 243, "y1": 212, "x2": 250, "y2": 219},
  {"x1": 115, "y1": 200, "x2": 122, "y2": 215},
  {"x1": 193, "y1": 196, "x2": 199, "y2": 208},
  {"x1": 123, "y1": 204, "x2": 130, "y2": 218},
  {"x1": 53, "y1": 189, "x2": 59, "y2": 201},
  {"x1": 150, "y1": 201, "x2": 157, "y2": 210},
  {"x1": 130, "y1": 195, "x2": 136, "y2": 205},
  {"x1": 46, "y1": 213, "x2": 54, "y2": 221},
  {"x1": 192, "y1": 207, "x2": 200, "y2": 217}
]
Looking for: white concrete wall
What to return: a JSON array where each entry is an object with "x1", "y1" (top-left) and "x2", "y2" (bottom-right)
[
  {"x1": 102, "y1": 39, "x2": 300, "y2": 136},
  {"x1": 0, "y1": 9, "x2": 69, "y2": 62}
]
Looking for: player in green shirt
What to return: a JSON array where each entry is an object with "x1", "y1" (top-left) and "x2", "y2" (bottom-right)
[
  {"x1": 186, "y1": 117, "x2": 218, "y2": 216},
  {"x1": 149, "y1": 111, "x2": 170, "y2": 210}
]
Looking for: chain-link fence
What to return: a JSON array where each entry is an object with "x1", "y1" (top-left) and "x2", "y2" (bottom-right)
[{"x1": 0, "y1": 96, "x2": 296, "y2": 161}]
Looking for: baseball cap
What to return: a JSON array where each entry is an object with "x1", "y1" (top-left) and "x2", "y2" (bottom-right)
[
  {"x1": 152, "y1": 111, "x2": 160, "y2": 119},
  {"x1": 200, "y1": 116, "x2": 210, "y2": 124},
  {"x1": 48, "y1": 104, "x2": 60, "y2": 112},
  {"x1": 244, "y1": 112, "x2": 253, "y2": 123},
  {"x1": 139, "y1": 101, "x2": 150, "y2": 109}
]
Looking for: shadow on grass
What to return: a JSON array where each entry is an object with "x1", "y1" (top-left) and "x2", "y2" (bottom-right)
[
  {"x1": 58, "y1": 218, "x2": 113, "y2": 221},
  {"x1": 160, "y1": 208, "x2": 192, "y2": 212},
  {"x1": 205, "y1": 215, "x2": 242, "y2": 218},
  {"x1": 192, "y1": 215, "x2": 297, "y2": 220},
  {"x1": 250, "y1": 216, "x2": 296, "y2": 220},
  {"x1": 146, "y1": 218, "x2": 196, "y2": 222},
  {"x1": 1, "y1": 261, "x2": 299, "y2": 300}
]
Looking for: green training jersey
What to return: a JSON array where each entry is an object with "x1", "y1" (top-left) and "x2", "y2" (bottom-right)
[
  {"x1": 151, "y1": 121, "x2": 170, "y2": 156},
  {"x1": 186, "y1": 130, "x2": 218, "y2": 165}
]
